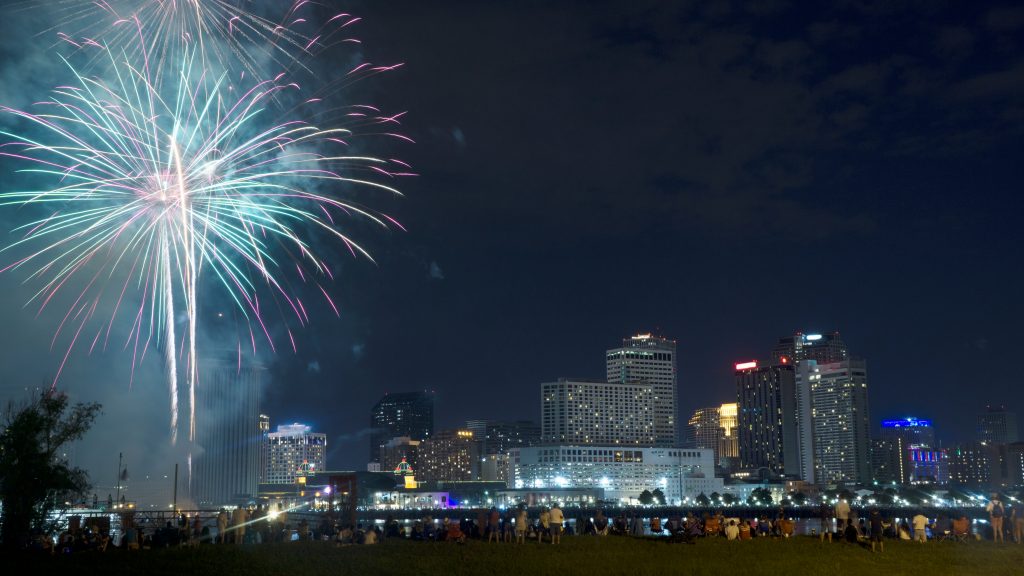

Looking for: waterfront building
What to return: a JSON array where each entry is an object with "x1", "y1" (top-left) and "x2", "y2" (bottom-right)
[{"x1": 606, "y1": 334, "x2": 677, "y2": 447}]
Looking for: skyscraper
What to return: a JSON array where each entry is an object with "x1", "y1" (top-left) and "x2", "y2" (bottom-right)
[
  {"x1": 378, "y1": 436, "x2": 421, "y2": 477},
  {"x1": 417, "y1": 429, "x2": 479, "y2": 483},
  {"x1": 797, "y1": 359, "x2": 872, "y2": 484},
  {"x1": 541, "y1": 379, "x2": 655, "y2": 446},
  {"x1": 735, "y1": 361, "x2": 802, "y2": 477},
  {"x1": 718, "y1": 402, "x2": 740, "y2": 469},
  {"x1": 772, "y1": 331, "x2": 847, "y2": 365},
  {"x1": 606, "y1": 334, "x2": 677, "y2": 447},
  {"x1": 878, "y1": 417, "x2": 936, "y2": 484},
  {"x1": 465, "y1": 420, "x2": 541, "y2": 455},
  {"x1": 191, "y1": 355, "x2": 264, "y2": 506},
  {"x1": 262, "y1": 423, "x2": 327, "y2": 484},
  {"x1": 369, "y1": 391, "x2": 435, "y2": 465},
  {"x1": 978, "y1": 405, "x2": 1019, "y2": 445},
  {"x1": 948, "y1": 442, "x2": 992, "y2": 486},
  {"x1": 686, "y1": 406, "x2": 721, "y2": 452}
]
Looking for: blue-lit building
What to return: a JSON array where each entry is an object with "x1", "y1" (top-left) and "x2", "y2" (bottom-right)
[{"x1": 878, "y1": 417, "x2": 939, "y2": 484}]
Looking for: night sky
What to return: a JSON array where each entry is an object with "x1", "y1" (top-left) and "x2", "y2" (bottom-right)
[{"x1": 1, "y1": 0, "x2": 1022, "y2": 488}]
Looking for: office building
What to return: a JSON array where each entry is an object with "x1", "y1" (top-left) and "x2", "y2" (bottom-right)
[
  {"x1": 379, "y1": 436, "x2": 421, "y2": 477},
  {"x1": 906, "y1": 447, "x2": 949, "y2": 484},
  {"x1": 191, "y1": 355, "x2": 264, "y2": 506},
  {"x1": 872, "y1": 439, "x2": 904, "y2": 484},
  {"x1": 878, "y1": 417, "x2": 936, "y2": 484},
  {"x1": 978, "y1": 406, "x2": 1019, "y2": 445},
  {"x1": 947, "y1": 442, "x2": 992, "y2": 486},
  {"x1": 370, "y1": 391, "x2": 435, "y2": 465},
  {"x1": 735, "y1": 361, "x2": 803, "y2": 478},
  {"x1": 262, "y1": 424, "x2": 327, "y2": 484},
  {"x1": 718, "y1": 403, "x2": 740, "y2": 470},
  {"x1": 686, "y1": 406, "x2": 720, "y2": 450},
  {"x1": 509, "y1": 446, "x2": 721, "y2": 504},
  {"x1": 772, "y1": 331, "x2": 847, "y2": 365},
  {"x1": 606, "y1": 334, "x2": 677, "y2": 447},
  {"x1": 881, "y1": 417, "x2": 936, "y2": 449},
  {"x1": 991, "y1": 442, "x2": 1024, "y2": 488},
  {"x1": 541, "y1": 379, "x2": 655, "y2": 446},
  {"x1": 465, "y1": 420, "x2": 541, "y2": 455},
  {"x1": 798, "y1": 359, "x2": 871, "y2": 484},
  {"x1": 417, "y1": 429, "x2": 479, "y2": 483}
]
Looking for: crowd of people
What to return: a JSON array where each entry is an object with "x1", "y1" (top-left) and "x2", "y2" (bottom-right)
[{"x1": 23, "y1": 495, "x2": 1024, "y2": 554}]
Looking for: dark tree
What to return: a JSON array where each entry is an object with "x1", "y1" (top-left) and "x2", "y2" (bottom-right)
[
  {"x1": 695, "y1": 492, "x2": 710, "y2": 506},
  {"x1": 751, "y1": 487, "x2": 774, "y2": 505},
  {"x1": 710, "y1": 491, "x2": 721, "y2": 503},
  {"x1": 638, "y1": 489, "x2": 654, "y2": 505},
  {"x1": 722, "y1": 493, "x2": 737, "y2": 506},
  {"x1": 0, "y1": 391, "x2": 100, "y2": 549},
  {"x1": 651, "y1": 488, "x2": 666, "y2": 506}
]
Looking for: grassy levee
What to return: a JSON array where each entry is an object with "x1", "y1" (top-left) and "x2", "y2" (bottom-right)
[{"x1": 12, "y1": 536, "x2": 1024, "y2": 576}]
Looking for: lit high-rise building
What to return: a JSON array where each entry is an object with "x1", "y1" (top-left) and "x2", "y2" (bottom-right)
[
  {"x1": 191, "y1": 355, "x2": 264, "y2": 506},
  {"x1": 417, "y1": 429, "x2": 479, "y2": 483},
  {"x1": 978, "y1": 406, "x2": 1019, "y2": 445},
  {"x1": 878, "y1": 417, "x2": 936, "y2": 484},
  {"x1": 370, "y1": 391, "x2": 435, "y2": 465},
  {"x1": 718, "y1": 403, "x2": 740, "y2": 468},
  {"x1": 541, "y1": 379, "x2": 655, "y2": 446},
  {"x1": 772, "y1": 332, "x2": 847, "y2": 365},
  {"x1": 262, "y1": 424, "x2": 327, "y2": 484},
  {"x1": 872, "y1": 439, "x2": 904, "y2": 484},
  {"x1": 947, "y1": 442, "x2": 992, "y2": 486},
  {"x1": 797, "y1": 359, "x2": 871, "y2": 484},
  {"x1": 687, "y1": 406, "x2": 721, "y2": 452},
  {"x1": 378, "y1": 436, "x2": 421, "y2": 477},
  {"x1": 465, "y1": 420, "x2": 540, "y2": 455},
  {"x1": 606, "y1": 334, "x2": 677, "y2": 447},
  {"x1": 735, "y1": 361, "x2": 803, "y2": 478}
]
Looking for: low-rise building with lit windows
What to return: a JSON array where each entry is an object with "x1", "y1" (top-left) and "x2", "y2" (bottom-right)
[{"x1": 508, "y1": 446, "x2": 721, "y2": 504}]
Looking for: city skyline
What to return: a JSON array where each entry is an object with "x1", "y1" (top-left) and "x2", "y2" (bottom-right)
[{"x1": 0, "y1": 0, "x2": 1021, "y2": 486}]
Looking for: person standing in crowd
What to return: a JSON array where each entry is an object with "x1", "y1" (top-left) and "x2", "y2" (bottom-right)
[
  {"x1": 912, "y1": 512, "x2": 929, "y2": 543},
  {"x1": 231, "y1": 507, "x2": 247, "y2": 544},
  {"x1": 487, "y1": 507, "x2": 501, "y2": 543},
  {"x1": 594, "y1": 510, "x2": 609, "y2": 536},
  {"x1": 216, "y1": 509, "x2": 228, "y2": 544},
  {"x1": 835, "y1": 498, "x2": 851, "y2": 532},
  {"x1": 549, "y1": 504, "x2": 564, "y2": 544},
  {"x1": 1012, "y1": 505, "x2": 1024, "y2": 544},
  {"x1": 987, "y1": 494, "x2": 1005, "y2": 543},
  {"x1": 818, "y1": 500, "x2": 834, "y2": 543},
  {"x1": 869, "y1": 509, "x2": 885, "y2": 553},
  {"x1": 539, "y1": 507, "x2": 551, "y2": 543},
  {"x1": 515, "y1": 506, "x2": 528, "y2": 544}
]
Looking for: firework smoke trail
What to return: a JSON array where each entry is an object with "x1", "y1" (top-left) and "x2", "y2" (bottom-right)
[{"x1": 0, "y1": 43, "x2": 412, "y2": 443}]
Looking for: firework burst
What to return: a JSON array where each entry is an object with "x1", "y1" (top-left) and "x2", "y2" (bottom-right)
[
  {"x1": 24, "y1": 0, "x2": 365, "y2": 81},
  {"x1": 0, "y1": 43, "x2": 412, "y2": 442}
]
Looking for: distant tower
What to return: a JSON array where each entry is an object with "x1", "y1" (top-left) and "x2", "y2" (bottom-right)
[
  {"x1": 606, "y1": 334, "x2": 677, "y2": 447},
  {"x1": 772, "y1": 331, "x2": 847, "y2": 365},
  {"x1": 191, "y1": 354, "x2": 264, "y2": 506},
  {"x1": 262, "y1": 423, "x2": 327, "y2": 484},
  {"x1": 369, "y1": 391, "x2": 435, "y2": 465},
  {"x1": 735, "y1": 360, "x2": 802, "y2": 478},
  {"x1": 797, "y1": 359, "x2": 872, "y2": 484},
  {"x1": 541, "y1": 378, "x2": 655, "y2": 446},
  {"x1": 978, "y1": 405, "x2": 1019, "y2": 444},
  {"x1": 687, "y1": 406, "x2": 722, "y2": 454}
]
